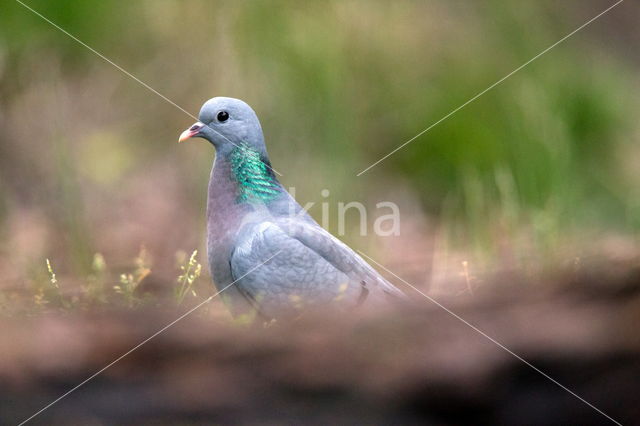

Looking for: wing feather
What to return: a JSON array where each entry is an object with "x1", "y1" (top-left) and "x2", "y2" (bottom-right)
[{"x1": 230, "y1": 219, "x2": 406, "y2": 318}]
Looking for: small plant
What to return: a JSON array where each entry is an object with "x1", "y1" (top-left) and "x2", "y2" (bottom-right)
[
  {"x1": 114, "y1": 247, "x2": 151, "y2": 307},
  {"x1": 46, "y1": 259, "x2": 58, "y2": 288},
  {"x1": 175, "y1": 250, "x2": 202, "y2": 305},
  {"x1": 39, "y1": 258, "x2": 68, "y2": 309}
]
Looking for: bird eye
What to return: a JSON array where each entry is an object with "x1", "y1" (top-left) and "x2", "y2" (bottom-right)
[{"x1": 217, "y1": 111, "x2": 229, "y2": 122}]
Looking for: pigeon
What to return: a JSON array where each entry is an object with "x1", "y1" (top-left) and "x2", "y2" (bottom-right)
[{"x1": 179, "y1": 97, "x2": 406, "y2": 320}]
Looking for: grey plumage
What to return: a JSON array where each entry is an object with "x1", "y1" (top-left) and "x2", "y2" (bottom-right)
[{"x1": 179, "y1": 97, "x2": 406, "y2": 319}]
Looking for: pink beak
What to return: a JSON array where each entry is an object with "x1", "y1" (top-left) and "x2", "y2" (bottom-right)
[{"x1": 178, "y1": 122, "x2": 204, "y2": 143}]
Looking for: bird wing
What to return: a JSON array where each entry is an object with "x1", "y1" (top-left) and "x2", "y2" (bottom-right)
[
  {"x1": 229, "y1": 219, "x2": 405, "y2": 318},
  {"x1": 276, "y1": 217, "x2": 407, "y2": 299}
]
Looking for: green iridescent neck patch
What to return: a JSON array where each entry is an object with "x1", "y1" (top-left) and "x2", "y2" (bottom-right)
[{"x1": 229, "y1": 143, "x2": 281, "y2": 203}]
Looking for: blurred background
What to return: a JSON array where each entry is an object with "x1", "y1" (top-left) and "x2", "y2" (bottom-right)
[
  {"x1": 2, "y1": 1, "x2": 640, "y2": 424},
  {"x1": 0, "y1": 0, "x2": 638, "y2": 305}
]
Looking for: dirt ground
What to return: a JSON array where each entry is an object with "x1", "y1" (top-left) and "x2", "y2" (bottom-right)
[{"x1": 2, "y1": 259, "x2": 639, "y2": 426}]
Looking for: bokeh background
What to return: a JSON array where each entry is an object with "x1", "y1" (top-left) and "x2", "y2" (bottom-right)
[
  {"x1": 0, "y1": 0, "x2": 640, "y2": 294},
  {"x1": 2, "y1": 1, "x2": 640, "y2": 424},
  {"x1": 0, "y1": 0, "x2": 639, "y2": 302},
  {"x1": 0, "y1": 0, "x2": 640, "y2": 310}
]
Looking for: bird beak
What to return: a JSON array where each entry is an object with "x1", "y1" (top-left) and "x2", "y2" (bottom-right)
[{"x1": 178, "y1": 122, "x2": 204, "y2": 143}]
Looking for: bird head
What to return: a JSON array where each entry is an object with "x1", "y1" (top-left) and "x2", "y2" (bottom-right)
[{"x1": 179, "y1": 97, "x2": 266, "y2": 153}]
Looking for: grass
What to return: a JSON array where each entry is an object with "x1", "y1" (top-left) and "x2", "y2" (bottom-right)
[
  {"x1": 175, "y1": 249, "x2": 202, "y2": 305},
  {"x1": 113, "y1": 246, "x2": 152, "y2": 307},
  {"x1": 0, "y1": 248, "x2": 213, "y2": 317},
  {"x1": 0, "y1": 0, "x2": 637, "y2": 317}
]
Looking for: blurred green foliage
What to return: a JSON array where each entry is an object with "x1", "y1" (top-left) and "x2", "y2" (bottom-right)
[{"x1": 0, "y1": 0, "x2": 638, "y2": 276}]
